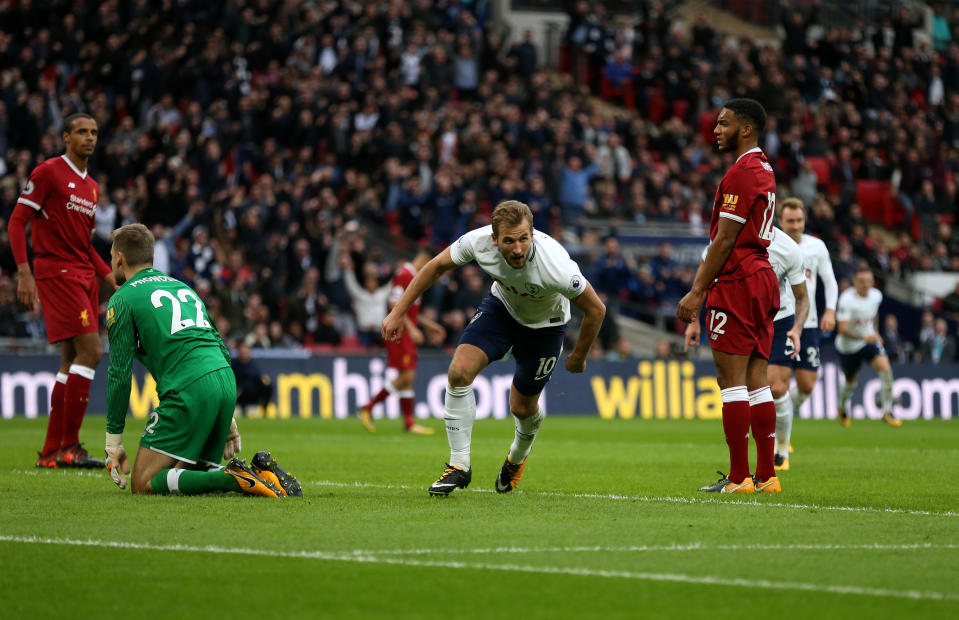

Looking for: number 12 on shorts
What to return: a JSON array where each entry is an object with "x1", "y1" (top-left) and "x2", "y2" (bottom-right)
[{"x1": 708, "y1": 309, "x2": 727, "y2": 338}]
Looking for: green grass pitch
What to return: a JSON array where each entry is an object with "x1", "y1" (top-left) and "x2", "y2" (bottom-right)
[{"x1": 1, "y1": 415, "x2": 957, "y2": 619}]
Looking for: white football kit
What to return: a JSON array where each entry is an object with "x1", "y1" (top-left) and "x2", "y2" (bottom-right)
[
  {"x1": 795, "y1": 234, "x2": 838, "y2": 329},
  {"x1": 450, "y1": 225, "x2": 586, "y2": 328},
  {"x1": 767, "y1": 228, "x2": 807, "y2": 322},
  {"x1": 835, "y1": 287, "x2": 883, "y2": 354}
]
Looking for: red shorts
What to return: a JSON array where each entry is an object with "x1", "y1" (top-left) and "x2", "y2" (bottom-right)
[
  {"x1": 704, "y1": 268, "x2": 778, "y2": 359},
  {"x1": 386, "y1": 334, "x2": 418, "y2": 371},
  {"x1": 36, "y1": 275, "x2": 99, "y2": 344}
]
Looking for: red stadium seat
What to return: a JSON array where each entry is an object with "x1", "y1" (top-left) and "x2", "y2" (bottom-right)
[
  {"x1": 648, "y1": 87, "x2": 664, "y2": 123},
  {"x1": 698, "y1": 111, "x2": 716, "y2": 143},
  {"x1": 805, "y1": 156, "x2": 831, "y2": 186},
  {"x1": 855, "y1": 180, "x2": 905, "y2": 229},
  {"x1": 672, "y1": 99, "x2": 690, "y2": 121}
]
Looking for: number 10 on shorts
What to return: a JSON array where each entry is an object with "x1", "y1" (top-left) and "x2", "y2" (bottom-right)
[{"x1": 708, "y1": 309, "x2": 727, "y2": 339}]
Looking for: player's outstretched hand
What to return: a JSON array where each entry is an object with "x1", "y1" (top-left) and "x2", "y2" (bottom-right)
[
  {"x1": 104, "y1": 433, "x2": 130, "y2": 490},
  {"x1": 684, "y1": 321, "x2": 701, "y2": 352},
  {"x1": 787, "y1": 328, "x2": 801, "y2": 359},
  {"x1": 565, "y1": 354, "x2": 586, "y2": 373},
  {"x1": 223, "y1": 416, "x2": 242, "y2": 459}
]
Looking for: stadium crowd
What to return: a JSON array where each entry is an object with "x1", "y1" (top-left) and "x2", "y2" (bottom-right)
[{"x1": 1, "y1": 0, "x2": 958, "y2": 362}]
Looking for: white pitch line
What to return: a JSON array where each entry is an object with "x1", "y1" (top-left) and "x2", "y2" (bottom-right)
[
  {"x1": 307, "y1": 479, "x2": 959, "y2": 518},
  {"x1": 13, "y1": 470, "x2": 959, "y2": 519},
  {"x1": 0, "y1": 534, "x2": 956, "y2": 603},
  {"x1": 336, "y1": 542, "x2": 959, "y2": 556}
]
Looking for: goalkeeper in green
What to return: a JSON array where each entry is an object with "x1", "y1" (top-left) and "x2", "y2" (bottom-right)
[{"x1": 104, "y1": 223, "x2": 300, "y2": 497}]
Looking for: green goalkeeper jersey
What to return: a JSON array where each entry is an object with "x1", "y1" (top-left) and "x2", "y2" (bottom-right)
[{"x1": 106, "y1": 267, "x2": 231, "y2": 434}]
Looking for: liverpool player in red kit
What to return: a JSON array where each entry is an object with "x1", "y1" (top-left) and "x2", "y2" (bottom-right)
[
  {"x1": 8, "y1": 113, "x2": 116, "y2": 468},
  {"x1": 356, "y1": 247, "x2": 444, "y2": 434},
  {"x1": 677, "y1": 99, "x2": 781, "y2": 493}
]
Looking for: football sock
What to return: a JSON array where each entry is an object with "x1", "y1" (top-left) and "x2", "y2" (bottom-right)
[
  {"x1": 749, "y1": 386, "x2": 776, "y2": 481},
  {"x1": 838, "y1": 381, "x2": 856, "y2": 413},
  {"x1": 444, "y1": 383, "x2": 475, "y2": 470},
  {"x1": 790, "y1": 386, "x2": 811, "y2": 409},
  {"x1": 63, "y1": 365, "x2": 94, "y2": 447},
  {"x1": 774, "y1": 392, "x2": 794, "y2": 456},
  {"x1": 149, "y1": 468, "x2": 241, "y2": 495},
  {"x1": 399, "y1": 390, "x2": 415, "y2": 429},
  {"x1": 879, "y1": 370, "x2": 894, "y2": 413},
  {"x1": 720, "y1": 386, "x2": 751, "y2": 483},
  {"x1": 363, "y1": 381, "x2": 398, "y2": 410},
  {"x1": 508, "y1": 408, "x2": 543, "y2": 464},
  {"x1": 41, "y1": 373, "x2": 68, "y2": 455}
]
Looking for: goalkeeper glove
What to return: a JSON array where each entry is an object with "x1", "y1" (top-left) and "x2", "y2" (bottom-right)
[
  {"x1": 223, "y1": 416, "x2": 242, "y2": 459},
  {"x1": 104, "y1": 433, "x2": 130, "y2": 490}
]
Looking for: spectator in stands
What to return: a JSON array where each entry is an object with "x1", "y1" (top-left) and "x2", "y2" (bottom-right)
[
  {"x1": 341, "y1": 253, "x2": 390, "y2": 347},
  {"x1": 882, "y1": 314, "x2": 910, "y2": 365},
  {"x1": 920, "y1": 318, "x2": 957, "y2": 364},
  {"x1": 558, "y1": 149, "x2": 600, "y2": 225},
  {"x1": 232, "y1": 341, "x2": 273, "y2": 418}
]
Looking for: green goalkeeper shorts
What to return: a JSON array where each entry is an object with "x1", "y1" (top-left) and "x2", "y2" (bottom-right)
[{"x1": 139, "y1": 367, "x2": 237, "y2": 466}]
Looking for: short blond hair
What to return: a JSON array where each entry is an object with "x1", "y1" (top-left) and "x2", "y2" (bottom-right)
[
  {"x1": 779, "y1": 197, "x2": 807, "y2": 218},
  {"x1": 111, "y1": 223, "x2": 155, "y2": 266},
  {"x1": 490, "y1": 200, "x2": 533, "y2": 237}
]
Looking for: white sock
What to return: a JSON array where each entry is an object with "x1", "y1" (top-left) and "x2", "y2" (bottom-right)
[
  {"x1": 790, "y1": 386, "x2": 811, "y2": 408},
  {"x1": 508, "y1": 409, "x2": 543, "y2": 464},
  {"x1": 879, "y1": 371, "x2": 894, "y2": 413},
  {"x1": 444, "y1": 384, "x2": 475, "y2": 470},
  {"x1": 838, "y1": 381, "x2": 856, "y2": 413},
  {"x1": 774, "y1": 393, "x2": 793, "y2": 456}
]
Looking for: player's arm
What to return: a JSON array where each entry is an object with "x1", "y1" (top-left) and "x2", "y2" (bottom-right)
[
  {"x1": 88, "y1": 238, "x2": 118, "y2": 289},
  {"x1": 417, "y1": 313, "x2": 446, "y2": 342},
  {"x1": 8, "y1": 202, "x2": 38, "y2": 308},
  {"x1": 818, "y1": 252, "x2": 839, "y2": 331},
  {"x1": 677, "y1": 216, "x2": 743, "y2": 323},
  {"x1": 105, "y1": 296, "x2": 134, "y2": 488},
  {"x1": 788, "y1": 282, "x2": 809, "y2": 358},
  {"x1": 566, "y1": 281, "x2": 606, "y2": 373},
  {"x1": 403, "y1": 314, "x2": 424, "y2": 344},
  {"x1": 383, "y1": 247, "x2": 457, "y2": 342}
]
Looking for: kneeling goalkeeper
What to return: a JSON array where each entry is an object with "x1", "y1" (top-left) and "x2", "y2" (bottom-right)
[{"x1": 103, "y1": 223, "x2": 300, "y2": 497}]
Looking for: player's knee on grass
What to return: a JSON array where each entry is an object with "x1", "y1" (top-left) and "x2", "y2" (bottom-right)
[{"x1": 131, "y1": 469, "x2": 155, "y2": 495}]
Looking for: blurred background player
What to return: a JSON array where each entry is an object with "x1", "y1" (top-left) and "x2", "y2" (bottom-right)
[
  {"x1": 103, "y1": 223, "x2": 301, "y2": 497},
  {"x1": 382, "y1": 201, "x2": 605, "y2": 496},
  {"x1": 778, "y1": 198, "x2": 839, "y2": 450},
  {"x1": 232, "y1": 341, "x2": 274, "y2": 418},
  {"x1": 677, "y1": 99, "x2": 781, "y2": 494},
  {"x1": 835, "y1": 263, "x2": 902, "y2": 428},
  {"x1": 685, "y1": 226, "x2": 807, "y2": 471},
  {"x1": 7, "y1": 113, "x2": 115, "y2": 469},
  {"x1": 356, "y1": 246, "x2": 445, "y2": 434}
]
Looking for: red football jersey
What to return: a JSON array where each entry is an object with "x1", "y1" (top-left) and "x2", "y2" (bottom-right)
[
  {"x1": 390, "y1": 262, "x2": 420, "y2": 324},
  {"x1": 16, "y1": 155, "x2": 101, "y2": 279},
  {"x1": 709, "y1": 147, "x2": 777, "y2": 281}
]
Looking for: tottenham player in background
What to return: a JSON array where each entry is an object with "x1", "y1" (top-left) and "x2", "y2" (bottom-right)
[
  {"x1": 382, "y1": 201, "x2": 606, "y2": 496},
  {"x1": 8, "y1": 113, "x2": 116, "y2": 469},
  {"x1": 835, "y1": 263, "x2": 902, "y2": 427},
  {"x1": 777, "y1": 198, "x2": 839, "y2": 446}
]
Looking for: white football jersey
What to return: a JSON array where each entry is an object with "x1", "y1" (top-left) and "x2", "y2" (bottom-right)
[
  {"x1": 767, "y1": 228, "x2": 806, "y2": 322},
  {"x1": 700, "y1": 228, "x2": 805, "y2": 321},
  {"x1": 795, "y1": 233, "x2": 838, "y2": 329},
  {"x1": 450, "y1": 225, "x2": 586, "y2": 328},
  {"x1": 835, "y1": 287, "x2": 883, "y2": 354}
]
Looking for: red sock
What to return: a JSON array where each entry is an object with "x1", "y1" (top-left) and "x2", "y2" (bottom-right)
[
  {"x1": 62, "y1": 365, "x2": 94, "y2": 447},
  {"x1": 749, "y1": 387, "x2": 777, "y2": 482},
  {"x1": 720, "y1": 387, "x2": 751, "y2": 483},
  {"x1": 41, "y1": 374, "x2": 68, "y2": 456},
  {"x1": 363, "y1": 387, "x2": 390, "y2": 411},
  {"x1": 400, "y1": 396, "x2": 414, "y2": 429}
]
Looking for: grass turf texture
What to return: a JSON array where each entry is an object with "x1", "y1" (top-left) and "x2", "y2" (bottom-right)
[{"x1": 0, "y1": 416, "x2": 957, "y2": 619}]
